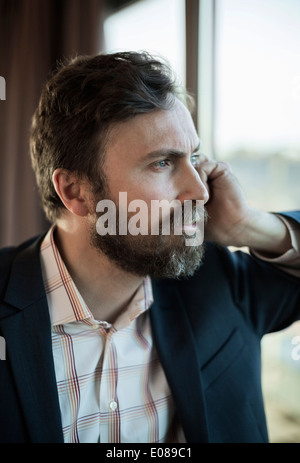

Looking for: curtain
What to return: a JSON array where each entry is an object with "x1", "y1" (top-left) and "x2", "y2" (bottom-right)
[{"x1": 0, "y1": 0, "x2": 105, "y2": 247}]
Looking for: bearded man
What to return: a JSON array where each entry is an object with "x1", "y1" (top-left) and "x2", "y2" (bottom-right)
[{"x1": 1, "y1": 51, "x2": 300, "y2": 443}]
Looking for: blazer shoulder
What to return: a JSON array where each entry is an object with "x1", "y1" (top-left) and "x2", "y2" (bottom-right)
[
  {"x1": 0, "y1": 235, "x2": 44, "y2": 299},
  {"x1": 0, "y1": 235, "x2": 40, "y2": 267},
  {"x1": 0, "y1": 245, "x2": 19, "y2": 266}
]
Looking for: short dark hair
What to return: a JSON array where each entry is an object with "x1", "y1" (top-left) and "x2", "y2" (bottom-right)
[{"x1": 30, "y1": 51, "x2": 191, "y2": 222}]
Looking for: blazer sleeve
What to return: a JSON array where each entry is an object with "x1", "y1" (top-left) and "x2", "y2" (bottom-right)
[
  {"x1": 200, "y1": 245, "x2": 298, "y2": 343},
  {"x1": 202, "y1": 211, "x2": 300, "y2": 338}
]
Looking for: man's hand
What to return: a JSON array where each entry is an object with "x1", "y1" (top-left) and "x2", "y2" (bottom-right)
[{"x1": 195, "y1": 155, "x2": 292, "y2": 255}]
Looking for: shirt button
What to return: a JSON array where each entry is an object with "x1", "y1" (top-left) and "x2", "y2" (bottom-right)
[{"x1": 109, "y1": 400, "x2": 118, "y2": 411}]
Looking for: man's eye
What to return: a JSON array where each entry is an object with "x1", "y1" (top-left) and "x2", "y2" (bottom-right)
[
  {"x1": 191, "y1": 154, "x2": 201, "y2": 166},
  {"x1": 154, "y1": 159, "x2": 170, "y2": 169}
]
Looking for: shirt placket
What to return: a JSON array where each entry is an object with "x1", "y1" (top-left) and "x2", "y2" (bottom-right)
[{"x1": 99, "y1": 326, "x2": 120, "y2": 443}]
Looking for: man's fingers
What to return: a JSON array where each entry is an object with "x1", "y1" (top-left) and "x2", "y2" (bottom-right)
[
  {"x1": 195, "y1": 159, "x2": 232, "y2": 182},
  {"x1": 194, "y1": 158, "x2": 217, "y2": 183}
]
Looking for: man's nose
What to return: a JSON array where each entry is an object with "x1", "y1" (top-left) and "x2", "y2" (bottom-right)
[{"x1": 176, "y1": 165, "x2": 209, "y2": 204}]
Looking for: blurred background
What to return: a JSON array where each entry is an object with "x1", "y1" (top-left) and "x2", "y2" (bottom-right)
[{"x1": 0, "y1": 0, "x2": 300, "y2": 442}]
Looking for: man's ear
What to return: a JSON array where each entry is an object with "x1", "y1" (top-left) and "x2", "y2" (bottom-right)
[{"x1": 52, "y1": 168, "x2": 91, "y2": 217}]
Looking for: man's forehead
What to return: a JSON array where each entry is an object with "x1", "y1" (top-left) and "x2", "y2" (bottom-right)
[{"x1": 107, "y1": 101, "x2": 199, "y2": 157}]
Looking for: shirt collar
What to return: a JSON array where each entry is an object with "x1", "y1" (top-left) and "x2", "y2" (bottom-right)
[{"x1": 40, "y1": 226, "x2": 153, "y2": 329}]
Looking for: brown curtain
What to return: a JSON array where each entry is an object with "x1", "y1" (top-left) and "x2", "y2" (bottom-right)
[{"x1": 0, "y1": 0, "x2": 106, "y2": 247}]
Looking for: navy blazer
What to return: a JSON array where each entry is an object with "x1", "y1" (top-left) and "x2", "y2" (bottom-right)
[{"x1": 1, "y1": 211, "x2": 300, "y2": 443}]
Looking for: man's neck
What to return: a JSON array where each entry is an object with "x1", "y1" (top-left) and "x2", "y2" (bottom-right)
[{"x1": 53, "y1": 221, "x2": 144, "y2": 323}]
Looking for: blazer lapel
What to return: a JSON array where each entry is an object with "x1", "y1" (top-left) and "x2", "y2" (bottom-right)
[
  {"x1": 150, "y1": 279, "x2": 210, "y2": 443},
  {"x1": 1, "y1": 237, "x2": 63, "y2": 443}
]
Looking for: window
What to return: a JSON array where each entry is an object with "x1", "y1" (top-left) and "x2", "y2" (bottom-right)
[
  {"x1": 214, "y1": 0, "x2": 300, "y2": 211},
  {"x1": 104, "y1": 0, "x2": 186, "y2": 86}
]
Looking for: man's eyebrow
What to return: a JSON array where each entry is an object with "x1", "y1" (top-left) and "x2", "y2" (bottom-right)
[
  {"x1": 143, "y1": 141, "x2": 202, "y2": 161},
  {"x1": 193, "y1": 141, "x2": 202, "y2": 153},
  {"x1": 143, "y1": 149, "x2": 186, "y2": 160}
]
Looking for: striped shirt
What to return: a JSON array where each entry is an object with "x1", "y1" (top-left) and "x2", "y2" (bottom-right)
[{"x1": 40, "y1": 226, "x2": 184, "y2": 443}]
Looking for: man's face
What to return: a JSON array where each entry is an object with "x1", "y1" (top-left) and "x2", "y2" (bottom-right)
[{"x1": 89, "y1": 98, "x2": 209, "y2": 278}]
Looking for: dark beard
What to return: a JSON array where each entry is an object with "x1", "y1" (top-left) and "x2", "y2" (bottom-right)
[
  {"x1": 89, "y1": 200, "x2": 206, "y2": 279},
  {"x1": 90, "y1": 225, "x2": 205, "y2": 279}
]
